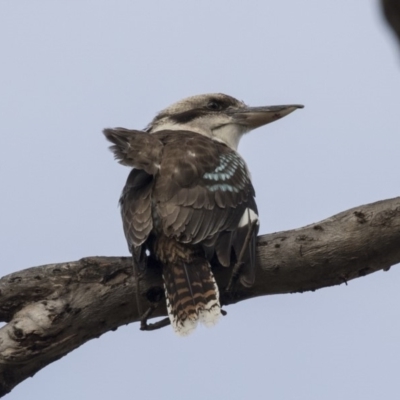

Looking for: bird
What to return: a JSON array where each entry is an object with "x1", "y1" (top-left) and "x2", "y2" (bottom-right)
[{"x1": 103, "y1": 93, "x2": 303, "y2": 336}]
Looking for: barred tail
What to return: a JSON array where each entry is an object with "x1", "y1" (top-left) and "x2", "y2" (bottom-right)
[{"x1": 162, "y1": 258, "x2": 221, "y2": 336}]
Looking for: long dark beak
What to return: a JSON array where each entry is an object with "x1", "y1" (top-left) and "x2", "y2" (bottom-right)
[{"x1": 233, "y1": 104, "x2": 304, "y2": 129}]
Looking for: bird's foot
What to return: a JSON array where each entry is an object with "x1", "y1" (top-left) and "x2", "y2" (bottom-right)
[{"x1": 140, "y1": 303, "x2": 171, "y2": 331}]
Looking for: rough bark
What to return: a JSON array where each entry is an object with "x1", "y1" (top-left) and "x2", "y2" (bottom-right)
[{"x1": 1, "y1": 197, "x2": 400, "y2": 396}]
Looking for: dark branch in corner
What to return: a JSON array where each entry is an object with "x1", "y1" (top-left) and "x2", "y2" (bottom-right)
[
  {"x1": 1, "y1": 197, "x2": 400, "y2": 396},
  {"x1": 382, "y1": 0, "x2": 400, "y2": 46}
]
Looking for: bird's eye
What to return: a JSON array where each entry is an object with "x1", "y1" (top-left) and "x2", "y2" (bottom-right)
[{"x1": 207, "y1": 101, "x2": 221, "y2": 111}]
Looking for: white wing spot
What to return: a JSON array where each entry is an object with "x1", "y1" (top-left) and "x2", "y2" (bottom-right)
[{"x1": 238, "y1": 208, "x2": 259, "y2": 228}]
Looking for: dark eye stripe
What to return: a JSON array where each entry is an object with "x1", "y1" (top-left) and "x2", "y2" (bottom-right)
[{"x1": 169, "y1": 109, "x2": 207, "y2": 124}]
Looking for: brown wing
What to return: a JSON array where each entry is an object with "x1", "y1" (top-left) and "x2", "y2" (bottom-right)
[
  {"x1": 153, "y1": 131, "x2": 258, "y2": 276},
  {"x1": 104, "y1": 128, "x2": 160, "y2": 250},
  {"x1": 120, "y1": 169, "x2": 154, "y2": 250}
]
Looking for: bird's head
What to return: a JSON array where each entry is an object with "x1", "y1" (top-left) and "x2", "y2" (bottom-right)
[{"x1": 146, "y1": 93, "x2": 303, "y2": 150}]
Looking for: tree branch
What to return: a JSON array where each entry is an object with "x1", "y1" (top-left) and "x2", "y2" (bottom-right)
[
  {"x1": 382, "y1": 0, "x2": 400, "y2": 47},
  {"x1": 1, "y1": 196, "x2": 400, "y2": 396}
]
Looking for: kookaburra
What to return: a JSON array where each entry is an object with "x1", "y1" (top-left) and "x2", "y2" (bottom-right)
[{"x1": 104, "y1": 93, "x2": 302, "y2": 336}]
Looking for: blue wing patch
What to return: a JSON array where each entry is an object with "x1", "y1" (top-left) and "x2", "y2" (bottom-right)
[{"x1": 203, "y1": 153, "x2": 248, "y2": 192}]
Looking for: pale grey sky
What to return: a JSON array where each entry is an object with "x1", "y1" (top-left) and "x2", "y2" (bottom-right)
[{"x1": 1, "y1": 1, "x2": 400, "y2": 399}]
